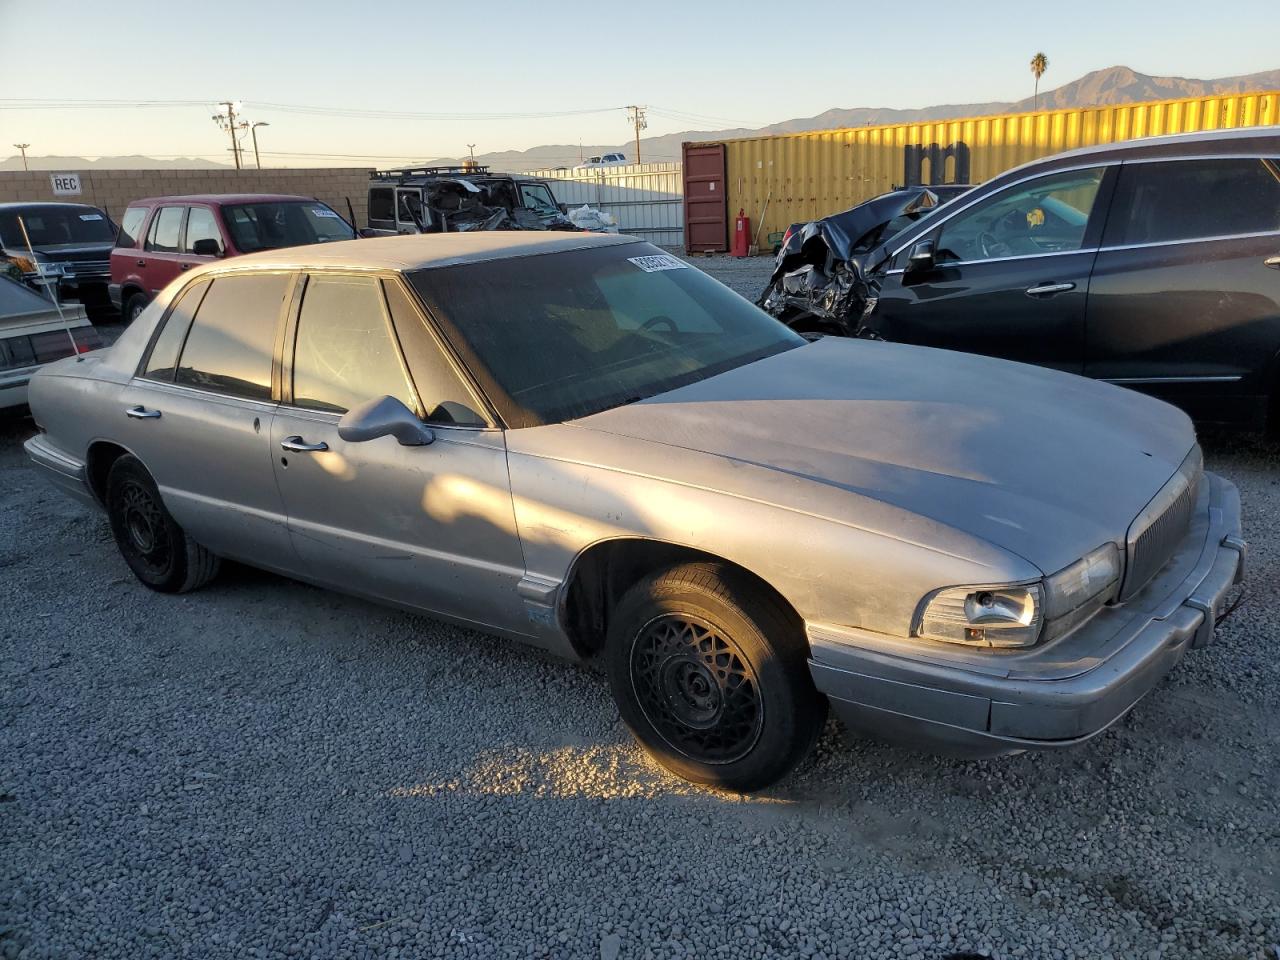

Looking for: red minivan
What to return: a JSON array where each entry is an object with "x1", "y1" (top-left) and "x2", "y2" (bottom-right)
[{"x1": 109, "y1": 194, "x2": 355, "y2": 322}]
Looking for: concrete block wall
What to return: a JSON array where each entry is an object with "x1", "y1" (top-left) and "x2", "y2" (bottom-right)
[{"x1": 0, "y1": 168, "x2": 374, "y2": 228}]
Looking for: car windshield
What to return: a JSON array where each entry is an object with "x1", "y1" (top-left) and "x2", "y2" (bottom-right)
[
  {"x1": 0, "y1": 206, "x2": 114, "y2": 249},
  {"x1": 409, "y1": 243, "x2": 804, "y2": 427},
  {"x1": 221, "y1": 201, "x2": 355, "y2": 252}
]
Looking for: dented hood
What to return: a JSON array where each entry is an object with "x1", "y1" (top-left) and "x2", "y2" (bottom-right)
[{"x1": 575, "y1": 337, "x2": 1196, "y2": 575}]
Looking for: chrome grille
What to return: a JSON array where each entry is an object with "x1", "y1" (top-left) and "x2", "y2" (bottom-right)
[
  {"x1": 1120, "y1": 446, "x2": 1203, "y2": 601},
  {"x1": 61, "y1": 258, "x2": 110, "y2": 277}
]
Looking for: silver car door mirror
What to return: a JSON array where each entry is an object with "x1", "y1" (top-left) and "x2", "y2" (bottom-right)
[{"x1": 337, "y1": 395, "x2": 435, "y2": 446}]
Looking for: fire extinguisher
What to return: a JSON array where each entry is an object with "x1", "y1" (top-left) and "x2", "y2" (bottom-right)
[{"x1": 731, "y1": 208, "x2": 750, "y2": 258}]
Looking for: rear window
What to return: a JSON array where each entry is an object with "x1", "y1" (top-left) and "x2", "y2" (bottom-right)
[
  {"x1": 146, "y1": 206, "x2": 184, "y2": 253},
  {"x1": 0, "y1": 206, "x2": 115, "y2": 249},
  {"x1": 369, "y1": 188, "x2": 394, "y2": 223},
  {"x1": 222, "y1": 201, "x2": 355, "y2": 253},
  {"x1": 117, "y1": 207, "x2": 148, "y2": 248}
]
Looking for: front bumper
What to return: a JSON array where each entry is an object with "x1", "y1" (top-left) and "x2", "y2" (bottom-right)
[{"x1": 807, "y1": 471, "x2": 1245, "y2": 756}]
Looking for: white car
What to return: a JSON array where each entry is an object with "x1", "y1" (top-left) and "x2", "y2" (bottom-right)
[
  {"x1": 0, "y1": 276, "x2": 100, "y2": 408},
  {"x1": 573, "y1": 152, "x2": 628, "y2": 171}
]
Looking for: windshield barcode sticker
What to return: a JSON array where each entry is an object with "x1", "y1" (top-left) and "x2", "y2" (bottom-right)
[
  {"x1": 312, "y1": 208, "x2": 340, "y2": 218},
  {"x1": 79, "y1": 214, "x2": 104, "y2": 221},
  {"x1": 627, "y1": 254, "x2": 689, "y2": 273}
]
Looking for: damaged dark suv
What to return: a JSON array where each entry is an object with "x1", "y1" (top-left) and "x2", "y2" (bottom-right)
[{"x1": 366, "y1": 166, "x2": 575, "y2": 235}]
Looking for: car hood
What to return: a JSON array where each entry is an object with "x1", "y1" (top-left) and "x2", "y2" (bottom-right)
[{"x1": 574, "y1": 338, "x2": 1195, "y2": 575}]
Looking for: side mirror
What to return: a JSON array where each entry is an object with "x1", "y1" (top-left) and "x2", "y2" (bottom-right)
[
  {"x1": 905, "y1": 239, "x2": 935, "y2": 272},
  {"x1": 338, "y1": 395, "x2": 435, "y2": 446},
  {"x1": 191, "y1": 238, "x2": 223, "y2": 257}
]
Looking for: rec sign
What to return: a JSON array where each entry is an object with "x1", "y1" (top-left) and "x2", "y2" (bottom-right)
[{"x1": 50, "y1": 173, "x2": 83, "y2": 196}]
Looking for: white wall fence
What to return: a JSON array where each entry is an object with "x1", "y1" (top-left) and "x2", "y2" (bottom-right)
[{"x1": 524, "y1": 162, "x2": 684, "y2": 247}]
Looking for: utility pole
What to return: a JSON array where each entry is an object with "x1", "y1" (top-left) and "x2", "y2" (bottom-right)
[
  {"x1": 212, "y1": 101, "x2": 242, "y2": 169},
  {"x1": 626, "y1": 106, "x2": 647, "y2": 163},
  {"x1": 467, "y1": 144, "x2": 476, "y2": 161},
  {"x1": 250, "y1": 122, "x2": 269, "y2": 170},
  {"x1": 13, "y1": 144, "x2": 30, "y2": 171}
]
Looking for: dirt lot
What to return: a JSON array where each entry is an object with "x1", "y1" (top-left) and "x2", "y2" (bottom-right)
[{"x1": 1, "y1": 255, "x2": 1277, "y2": 960}]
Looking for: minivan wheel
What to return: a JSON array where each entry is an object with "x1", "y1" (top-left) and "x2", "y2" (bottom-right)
[
  {"x1": 123, "y1": 292, "x2": 148, "y2": 324},
  {"x1": 605, "y1": 562, "x2": 827, "y2": 791},
  {"x1": 106, "y1": 455, "x2": 219, "y2": 593}
]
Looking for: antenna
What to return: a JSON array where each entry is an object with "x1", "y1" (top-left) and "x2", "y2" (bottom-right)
[{"x1": 16, "y1": 215, "x2": 83, "y2": 360}]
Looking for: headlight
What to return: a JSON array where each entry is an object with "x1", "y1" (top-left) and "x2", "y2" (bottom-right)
[
  {"x1": 915, "y1": 544, "x2": 1122, "y2": 650},
  {"x1": 1042, "y1": 543, "x2": 1121, "y2": 640},
  {"x1": 916, "y1": 583, "x2": 1043, "y2": 648}
]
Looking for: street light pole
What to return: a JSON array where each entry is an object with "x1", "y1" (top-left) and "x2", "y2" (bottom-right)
[
  {"x1": 251, "y1": 122, "x2": 269, "y2": 170},
  {"x1": 13, "y1": 144, "x2": 30, "y2": 171}
]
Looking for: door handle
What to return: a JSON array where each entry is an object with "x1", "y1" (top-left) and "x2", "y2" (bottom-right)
[
  {"x1": 125, "y1": 405, "x2": 161, "y2": 419},
  {"x1": 180, "y1": 263, "x2": 192, "y2": 271},
  {"x1": 1025, "y1": 282, "x2": 1076, "y2": 297},
  {"x1": 135, "y1": 259, "x2": 146, "y2": 268},
  {"x1": 280, "y1": 436, "x2": 329, "y2": 453},
  {"x1": 1265, "y1": 256, "x2": 1280, "y2": 269}
]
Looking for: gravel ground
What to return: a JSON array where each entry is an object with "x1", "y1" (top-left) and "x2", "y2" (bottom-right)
[{"x1": 1, "y1": 255, "x2": 1278, "y2": 960}]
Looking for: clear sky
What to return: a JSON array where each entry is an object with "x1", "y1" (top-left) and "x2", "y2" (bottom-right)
[{"x1": 2, "y1": 0, "x2": 1277, "y2": 166}]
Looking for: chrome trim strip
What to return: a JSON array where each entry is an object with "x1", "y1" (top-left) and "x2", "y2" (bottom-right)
[
  {"x1": 1102, "y1": 376, "x2": 1243, "y2": 385},
  {"x1": 1094, "y1": 229, "x2": 1280, "y2": 254},
  {"x1": 884, "y1": 247, "x2": 1097, "y2": 275}
]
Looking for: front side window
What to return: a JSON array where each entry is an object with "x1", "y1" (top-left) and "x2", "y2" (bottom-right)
[
  {"x1": 291, "y1": 274, "x2": 416, "y2": 415},
  {"x1": 175, "y1": 273, "x2": 289, "y2": 400},
  {"x1": 222, "y1": 202, "x2": 355, "y2": 253},
  {"x1": 184, "y1": 207, "x2": 223, "y2": 255},
  {"x1": 396, "y1": 190, "x2": 424, "y2": 226},
  {"x1": 117, "y1": 206, "x2": 148, "y2": 248},
  {"x1": 929, "y1": 167, "x2": 1106, "y2": 264},
  {"x1": 518, "y1": 183, "x2": 558, "y2": 216},
  {"x1": 409, "y1": 244, "x2": 803, "y2": 427},
  {"x1": 369, "y1": 188, "x2": 394, "y2": 223},
  {"x1": 146, "y1": 206, "x2": 184, "y2": 253},
  {"x1": 1102, "y1": 157, "x2": 1280, "y2": 247},
  {"x1": 142, "y1": 279, "x2": 210, "y2": 381}
]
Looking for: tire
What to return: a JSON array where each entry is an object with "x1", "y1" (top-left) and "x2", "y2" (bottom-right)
[
  {"x1": 106, "y1": 455, "x2": 219, "y2": 593},
  {"x1": 123, "y1": 292, "x2": 148, "y2": 325},
  {"x1": 606, "y1": 562, "x2": 827, "y2": 791}
]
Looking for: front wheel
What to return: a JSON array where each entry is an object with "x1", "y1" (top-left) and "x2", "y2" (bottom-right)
[
  {"x1": 606, "y1": 562, "x2": 826, "y2": 791},
  {"x1": 106, "y1": 455, "x2": 219, "y2": 593}
]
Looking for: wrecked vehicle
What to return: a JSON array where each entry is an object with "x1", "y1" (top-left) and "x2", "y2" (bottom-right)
[
  {"x1": 757, "y1": 186, "x2": 971, "y2": 333},
  {"x1": 366, "y1": 166, "x2": 576, "y2": 235}
]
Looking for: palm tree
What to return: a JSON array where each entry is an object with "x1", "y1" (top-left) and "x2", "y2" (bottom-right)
[{"x1": 1030, "y1": 52, "x2": 1049, "y2": 111}]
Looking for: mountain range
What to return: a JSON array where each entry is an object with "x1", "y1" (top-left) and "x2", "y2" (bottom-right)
[{"x1": 3, "y1": 65, "x2": 1277, "y2": 172}]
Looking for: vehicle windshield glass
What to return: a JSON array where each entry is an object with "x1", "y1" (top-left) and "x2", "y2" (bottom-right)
[
  {"x1": 409, "y1": 243, "x2": 804, "y2": 427},
  {"x1": 221, "y1": 201, "x2": 355, "y2": 252},
  {"x1": 518, "y1": 183, "x2": 559, "y2": 216},
  {"x1": 0, "y1": 206, "x2": 114, "y2": 249}
]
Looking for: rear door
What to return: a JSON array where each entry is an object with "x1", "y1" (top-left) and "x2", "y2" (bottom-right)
[
  {"x1": 865, "y1": 166, "x2": 1113, "y2": 372},
  {"x1": 1084, "y1": 156, "x2": 1280, "y2": 424},
  {"x1": 268, "y1": 272, "x2": 529, "y2": 634},
  {"x1": 138, "y1": 205, "x2": 189, "y2": 296},
  {"x1": 116, "y1": 272, "x2": 296, "y2": 569}
]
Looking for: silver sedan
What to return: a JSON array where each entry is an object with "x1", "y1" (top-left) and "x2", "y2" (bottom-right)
[{"x1": 24, "y1": 232, "x2": 1246, "y2": 790}]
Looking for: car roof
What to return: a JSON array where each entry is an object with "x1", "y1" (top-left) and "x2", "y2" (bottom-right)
[
  {"x1": 1001, "y1": 125, "x2": 1280, "y2": 177},
  {"x1": 0, "y1": 201, "x2": 107, "y2": 212},
  {"x1": 197, "y1": 231, "x2": 643, "y2": 274},
  {"x1": 129, "y1": 193, "x2": 319, "y2": 206}
]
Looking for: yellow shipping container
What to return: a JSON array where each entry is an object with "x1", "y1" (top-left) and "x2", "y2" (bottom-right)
[{"x1": 698, "y1": 91, "x2": 1280, "y2": 248}]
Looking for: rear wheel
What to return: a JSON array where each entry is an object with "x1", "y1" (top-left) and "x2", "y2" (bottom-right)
[
  {"x1": 106, "y1": 455, "x2": 219, "y2": 593},
  {"x1": 123, "y1": 292, "x2": 148, "y2": 324},
  {"x1": 605, "y1": 562, "x2": 826, "y2": 791}
]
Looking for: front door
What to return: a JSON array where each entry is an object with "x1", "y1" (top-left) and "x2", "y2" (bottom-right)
[
  {"x1": 269, "y1": 272, "x2": 530, "y2": 635},
  {"x1": 1085, "y1": 156, "x2": 1280, "y2": 425},
  {"x1": 117, "y1": 272, "x2": 296, "y2": 568},
  {"x1": 865, "y1": 166, "x2": 1113, "y2": 373}
]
